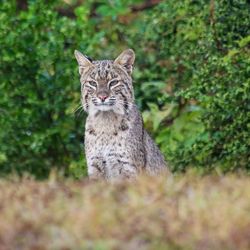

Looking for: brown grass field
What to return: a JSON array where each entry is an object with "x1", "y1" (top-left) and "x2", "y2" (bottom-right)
[{"x1": 0, "y1": 173, "x2": 250, "y2": 250}]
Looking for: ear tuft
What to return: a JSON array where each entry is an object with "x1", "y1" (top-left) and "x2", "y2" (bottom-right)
[
  {"x1": 114, "y1": 49, "x2": 135, "y2": 75},
  {"x1": 74, "y1": 50, "x2": 93, "y2": 75}
]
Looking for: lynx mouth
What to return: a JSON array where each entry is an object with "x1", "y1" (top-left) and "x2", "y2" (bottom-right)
[
  {"x1": 95, "y1": 104, "x2": 114, "y2": 112},
  {"x1": 94, "y1": 100, "x2": 116, "y2": 107},
  {"x1": 95, "y1": 103, "x2": 114, "y2": 106}
]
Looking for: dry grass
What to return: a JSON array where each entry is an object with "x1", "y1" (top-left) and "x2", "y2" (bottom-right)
[{"x1": 0, "y1": 174, "x2": 250, "y2": 250}]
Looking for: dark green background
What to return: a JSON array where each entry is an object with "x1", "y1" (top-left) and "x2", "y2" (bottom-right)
[{"x1": 0, "y1": 0, "x2": 249, "y2": 178}]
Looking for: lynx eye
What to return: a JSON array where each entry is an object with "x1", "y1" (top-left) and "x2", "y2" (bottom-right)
[
  {"x1": 87, "y1": 81, "x2": 97, "y2": 88},
  {"x1": 109, "y1": 80, "x2": 119, "y2": 88}
]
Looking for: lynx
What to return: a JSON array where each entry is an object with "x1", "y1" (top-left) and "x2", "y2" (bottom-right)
[{"x1": 75, "y1": 49, "x2": 168, "y2": 180}]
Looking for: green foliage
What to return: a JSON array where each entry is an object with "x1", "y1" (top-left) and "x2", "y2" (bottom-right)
[
  {"x1": 0, "y1": 1, "x2": 86, "y2": 177},
  {"x1": 135, "y1": 0, "x2": 250, "y2": 171},
  {"x1": 0, "y1": 0, "x2": 249, "y2": 178}
]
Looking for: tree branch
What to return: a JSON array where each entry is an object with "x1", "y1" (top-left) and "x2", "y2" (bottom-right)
[
  {"x1": 131, "y1": 0, "x2": 163, "y2": 12},
  {"x1": 57, "y1": 0, "x2": 163, "y2": 19}
]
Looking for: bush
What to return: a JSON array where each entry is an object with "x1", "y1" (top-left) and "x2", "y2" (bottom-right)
[
  {"x1": 0, "y1": 1, "x2": 86, "y2": 177},
  {"x1": 0, "y1": 0, "x2": 146, "y2": 178},
  {"x1": 0, "y1": 0, "x2": 249, "y2": 178},
  {"x1": 133, "y1": 0, "x2": 250, "y2": 172}
]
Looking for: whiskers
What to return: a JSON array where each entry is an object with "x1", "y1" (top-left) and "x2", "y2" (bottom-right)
[
  {"x1": 72, "y1": 99, "x2": 135, "y2": 117},
  {"x1": 72, "y1": 102, "x2": 86, "y2": 118}
]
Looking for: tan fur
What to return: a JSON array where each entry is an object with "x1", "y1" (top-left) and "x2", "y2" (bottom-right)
[{"x1": 75, "y1": 49, "x2": 169, "y2": 180}]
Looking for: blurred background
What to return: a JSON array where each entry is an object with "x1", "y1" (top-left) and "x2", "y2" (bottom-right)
[{"x1": 0, "y1": 0, "x2": 249, "y2": 178}]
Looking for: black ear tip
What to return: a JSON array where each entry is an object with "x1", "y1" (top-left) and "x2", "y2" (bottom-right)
[
  {"x1": 85, "y1": 55, "x2": 93, "y2": 62},
  {"x1": 74, "y1": 50, "x2": 93, "y2": 62}
]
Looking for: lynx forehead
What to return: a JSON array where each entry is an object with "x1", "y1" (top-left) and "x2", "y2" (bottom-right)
[{"x1": 75, "y1": 49, "x2": 168, "y2": 180}]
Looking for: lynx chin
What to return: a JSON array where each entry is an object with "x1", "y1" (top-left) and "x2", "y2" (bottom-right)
[{"x1": 75, "y1": 49, "x2": 169, "y2": 180}]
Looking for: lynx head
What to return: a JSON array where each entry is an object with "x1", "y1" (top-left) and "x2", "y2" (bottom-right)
[{"x1": 75, "y1": 49, "x2": 135, "y2": 116}]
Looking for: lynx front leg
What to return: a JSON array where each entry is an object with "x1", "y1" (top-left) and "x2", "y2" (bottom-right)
[
  {"x1": 87, "y1": 157, "x2": 106, "y2": 180},
  {"x1": 107, "y1": 159, "x2": 140, "y2": 181}
]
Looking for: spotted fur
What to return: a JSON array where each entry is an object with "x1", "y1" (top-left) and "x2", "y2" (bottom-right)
[{"x1": 75, "y1": 49, "x2": 168, "y2": 180}]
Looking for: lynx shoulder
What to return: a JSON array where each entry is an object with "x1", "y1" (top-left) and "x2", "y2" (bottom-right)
[{"x1": 75, "y1": 49, "x2": 169, "y2": 180}]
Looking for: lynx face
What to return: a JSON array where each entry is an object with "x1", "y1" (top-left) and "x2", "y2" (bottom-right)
[{"x1": 75, "y1": 49, "x2": 135, "y2": 116}]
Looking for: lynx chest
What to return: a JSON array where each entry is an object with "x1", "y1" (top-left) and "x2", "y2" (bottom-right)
[{"x1": 85, "y1": 112, "x2": 129, "y2": 158}]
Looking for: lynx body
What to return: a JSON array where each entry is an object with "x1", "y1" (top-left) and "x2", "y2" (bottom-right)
[{"x1": 75, "y1": 49, "x2": 168, "y2": 180}]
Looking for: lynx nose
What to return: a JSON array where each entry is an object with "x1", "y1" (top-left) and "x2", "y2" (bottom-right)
[{"x1": 98, "y1": 94, "x2": 108, "y2": 102}]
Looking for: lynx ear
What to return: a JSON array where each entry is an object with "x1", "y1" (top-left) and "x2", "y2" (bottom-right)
[
  {"x1": 114, "y1": 49, "x2": 135, "y2": 75},
  {"x1": 74, "y1": 50, "x2": 93, "y2": 75}
]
